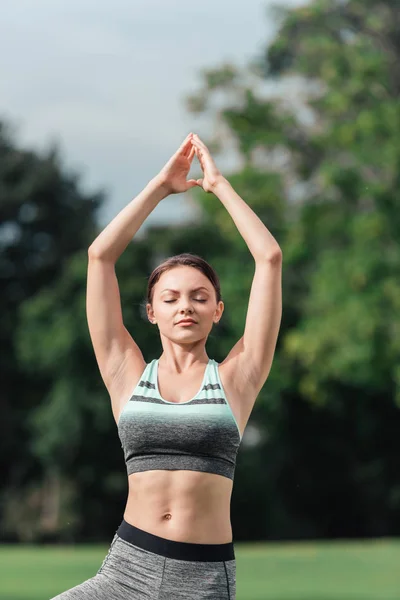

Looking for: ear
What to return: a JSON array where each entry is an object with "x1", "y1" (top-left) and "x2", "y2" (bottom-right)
[{"x1": 146, "y1": 303, "x2": 155, "y2": 323}]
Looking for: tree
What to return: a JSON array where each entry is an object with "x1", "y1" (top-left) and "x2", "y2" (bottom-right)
[
  {"x1": 0, "y1": 121, "x2": 103, "y2": 541},
  {"x1": 184, "y1": 0, "x2": 400, "y2": 537},
  {"x1": 5, "y1": 0, "x2": 400, "y2": 542}
]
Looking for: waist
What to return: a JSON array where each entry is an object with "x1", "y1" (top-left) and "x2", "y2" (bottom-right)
[
  {"x1": 117, "y1": 518, "x2": 235, "y2": 561},
  {"x1": 124, "y1": 469, "x2": 233, "y2": 543}
]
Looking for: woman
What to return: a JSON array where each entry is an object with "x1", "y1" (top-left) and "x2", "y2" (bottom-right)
[{"x1": 52, "y1": 132, "x2": 282, "y2": 599}]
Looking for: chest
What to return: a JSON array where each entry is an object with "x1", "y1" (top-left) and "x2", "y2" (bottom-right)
[
  {"x1": 157, "y1": 362, "x2": 253, "y2": 439},
  {"x1": 157, "y1": 365, "x2": 207, "y2": 404}
]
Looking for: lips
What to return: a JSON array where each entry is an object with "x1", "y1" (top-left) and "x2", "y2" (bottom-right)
[{"x1": 177, "y1": 319, "x2": 196, "y2": 324}]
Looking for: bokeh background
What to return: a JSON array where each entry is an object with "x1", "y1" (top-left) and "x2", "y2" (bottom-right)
[{"x1": 1, "y1": 0, "x2": 400, "y2": 598}]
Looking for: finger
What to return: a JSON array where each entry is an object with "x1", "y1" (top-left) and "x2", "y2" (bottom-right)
[
  {"x1": 183, "y1": 141, "x2": 193, "y2": 158},
  {"x1": 192, "y1": 139, "x2": 207, "y2": 158},
  {"x1": 182, "y1": 139, "x2": 193, "y2": 156},
  {"x1": 182, "y1": 132, "x2": 193, "y2": 145},
  {"x1": 193, "y1": 143, "x2": 203, "y2": 158},
  {"x1": 194, "y1": 146, "x2": 204, "y2": 169},
  {"x1": 193, "y1": 134, "x2": 208, "y2": 151},
  {"x1": 188, "y1": 145, "x2": 196, "y2": 162},
  {"x1": 177, "y1": 133, "x2": 193, "y2": 155},
  {"x1": 185, "y1": 179, "x2": 199, "y2": 190}
]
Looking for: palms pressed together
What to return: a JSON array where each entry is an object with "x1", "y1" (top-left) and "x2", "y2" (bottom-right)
[{"x1": 158, "y1": 133, "x2": 223, "y2": 195}]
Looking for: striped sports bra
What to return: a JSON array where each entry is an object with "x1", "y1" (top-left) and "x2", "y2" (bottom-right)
[{"x1": 117, "y1": 358, "x2": 242, "y2": 480}]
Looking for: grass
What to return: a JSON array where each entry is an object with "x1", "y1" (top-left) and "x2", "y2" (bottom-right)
[{"x1": 0, "y1": 539, "x2": 399, "y2": 599}]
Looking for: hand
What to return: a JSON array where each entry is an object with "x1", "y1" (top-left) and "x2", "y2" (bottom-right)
[
  {"x1": 156, "y1": 133, "x2": 199, "y2": 195},
  {"x1": 191, "y1": 134, "x2": 225, "y2": 193}
]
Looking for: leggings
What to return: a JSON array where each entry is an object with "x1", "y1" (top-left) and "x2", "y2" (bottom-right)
[{"x1": 51, "y1": 518, "x2": 236, "y2": 599}]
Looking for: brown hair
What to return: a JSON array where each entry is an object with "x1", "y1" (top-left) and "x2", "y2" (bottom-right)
[{"x1": 146, "y1": 253, "x2": 222, "y2": 307}]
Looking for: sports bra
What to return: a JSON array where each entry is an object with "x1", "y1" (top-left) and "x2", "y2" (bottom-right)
[{"x1": 117, "y1": 358, "x2": 242, "y2": 480}]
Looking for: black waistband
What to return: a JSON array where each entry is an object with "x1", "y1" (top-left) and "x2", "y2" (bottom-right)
[{"x1": 116, "y1": 519, "x2": 235, "y2": 562}]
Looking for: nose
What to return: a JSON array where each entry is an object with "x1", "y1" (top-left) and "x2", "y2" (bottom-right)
[
  {"x1": 179, "y1": 307, "x2": 194, "y2": 314},
  {"x1": 178, "y1": 302, "x2": 194, "y2": 313}
]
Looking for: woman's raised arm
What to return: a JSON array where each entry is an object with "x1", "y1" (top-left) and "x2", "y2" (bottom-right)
[
  {"x1": 88, "y1": 132, "x2": 197, "y2": 262},
  {"x1": 86, "y1": 133, "x2": 197, "y2": 408},
  {"x1": 192, "y1": 133, "x2": 282, "y2": 401}
]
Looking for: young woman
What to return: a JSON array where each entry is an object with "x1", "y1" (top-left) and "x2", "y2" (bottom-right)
[{"x1": 52, "y1": 132, "x2": 282, "y2": 599}]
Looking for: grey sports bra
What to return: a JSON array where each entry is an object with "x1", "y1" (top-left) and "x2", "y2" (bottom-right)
[{"x1": 117, "y1": 358, "x2": 242, "y2": 480}]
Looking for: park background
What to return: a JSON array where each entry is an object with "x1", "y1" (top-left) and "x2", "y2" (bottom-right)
[{"x1": 1, "y1": 0, "x2": 400, "y2": 598}]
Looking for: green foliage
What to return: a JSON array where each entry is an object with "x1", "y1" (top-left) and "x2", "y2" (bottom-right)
[
  {"x1": 0, "y1": 122, "x2": 103, "y2": 541},
  {"x1": 185, "y1": 0, "x2": 400, "y2": 538},
  {"x1": 3, "y1": 0, "x2": 400, "y2": 543}
]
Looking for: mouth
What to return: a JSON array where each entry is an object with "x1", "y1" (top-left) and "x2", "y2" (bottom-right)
[{"x1": 177, "y1": 320, "x2": 197, "y2": 325}]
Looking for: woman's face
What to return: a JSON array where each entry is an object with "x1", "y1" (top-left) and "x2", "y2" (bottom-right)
[{"x1": 147, "y1": 266, "x2": 224, "y2": 342}]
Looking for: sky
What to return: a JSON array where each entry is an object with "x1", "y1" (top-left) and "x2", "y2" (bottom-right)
[{"x1": 0, "y1": 0, "x2": 304, "y2": 237}]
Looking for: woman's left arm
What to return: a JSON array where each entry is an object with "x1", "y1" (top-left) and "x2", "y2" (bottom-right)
[
  {"x1": 213, "y1": 177, "x2": 282, "y2": 262},
  {"x1": 213, "y1": 177, "x2": 282, "y2": 392}
]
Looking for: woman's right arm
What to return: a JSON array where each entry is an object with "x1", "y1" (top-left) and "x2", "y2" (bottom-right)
[
  {"x1": 88, "y1": 176, "x2": 168, "y2": 262},
  {"x1": 86, "y1": 133, "x2": 195, "y2": 416},
  {"x1": 87, "y1": 176, "x2": 168, "y2": 403}
]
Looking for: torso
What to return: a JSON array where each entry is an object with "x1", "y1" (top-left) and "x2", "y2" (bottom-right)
[{"x1": 109, "y1": 356, "x2": 257, "y2": 544}]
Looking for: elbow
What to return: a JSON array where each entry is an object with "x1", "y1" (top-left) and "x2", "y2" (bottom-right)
[
  {"x1": 88, "y1": 245, "x2": 99, "y2": 258},
  {"x1": 265, "y1": 247, "x2": 283, "y2": 265},
  {"x1": 88, "y1": 244, "x2": 105, "y2": 259}
]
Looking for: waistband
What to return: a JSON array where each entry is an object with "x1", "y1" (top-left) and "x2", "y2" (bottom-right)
[{"x1": 116, "y1": 519, "x2": 235, "y2": 562}]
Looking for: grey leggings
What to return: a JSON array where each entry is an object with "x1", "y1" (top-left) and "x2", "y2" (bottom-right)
[{"x1": 51, "y1": 519, "x2": 236, "y2": 599}]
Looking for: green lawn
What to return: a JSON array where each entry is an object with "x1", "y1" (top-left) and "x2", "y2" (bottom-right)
[{"x1": 0, "y1": 539, "x2": 399, "y2": 599}]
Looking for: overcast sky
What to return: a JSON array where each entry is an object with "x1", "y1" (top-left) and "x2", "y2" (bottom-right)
[{"x1": 0, "y1": 0, "x2": 304, "y2": 236}]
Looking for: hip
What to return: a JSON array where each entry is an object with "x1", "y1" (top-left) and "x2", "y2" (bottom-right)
[
  {"x1": 51, "y1": 520, "x2": 236, "y2": 599},
  {"x1": 106, "y1": 519, "x2": 236, "y2": 598}
]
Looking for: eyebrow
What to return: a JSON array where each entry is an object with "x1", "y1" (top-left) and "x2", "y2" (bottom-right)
[{"x1": 161, "y1": 287, "x2": 210, "y2": 294}]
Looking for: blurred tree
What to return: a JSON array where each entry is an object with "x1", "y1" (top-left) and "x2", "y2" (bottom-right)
[
  {"x1": 4, "y1": 0, "x2": 400, "y2": 542},
  {"x1": 265, "y1": 0, "x2": 400, "y2": 537},
  {"x1": 185, "y1": 0, "x2": 400, "y2": 537},
  {"x1": 0, "y1": 121, "x2": 103, "y2": 541}
]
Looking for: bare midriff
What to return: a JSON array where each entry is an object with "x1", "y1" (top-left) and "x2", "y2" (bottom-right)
[{"x1": 123, "y1": 469, "x2": 234, "y2": 544}]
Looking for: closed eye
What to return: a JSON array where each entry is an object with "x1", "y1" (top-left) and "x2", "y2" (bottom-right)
[{"x1": 164, "y1": 300, "x2": 206, "y2": 303}]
